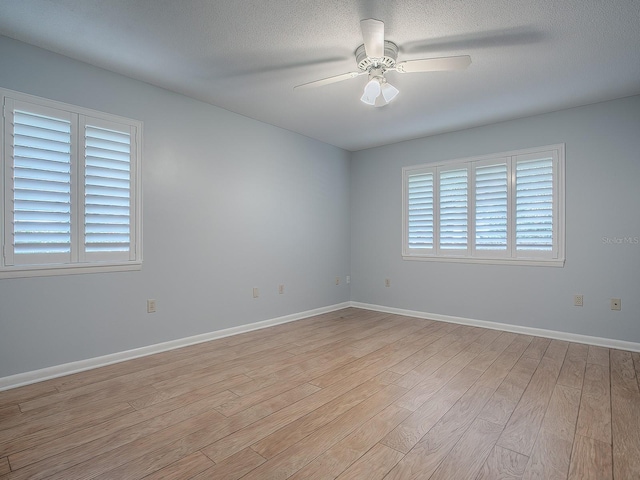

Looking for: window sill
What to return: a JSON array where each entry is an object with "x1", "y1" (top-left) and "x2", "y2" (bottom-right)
[
  {"x1": 0, "y1": 261, "x2": 142, "y2": 279},
  {"x1": 401, "y1": 255, "x2": 565, "y2": 267}
]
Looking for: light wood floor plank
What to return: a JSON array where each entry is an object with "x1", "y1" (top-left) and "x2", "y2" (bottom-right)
[
  {"x1": 387, "y1": 331, "x2": 458, "y2": 376},
  {"x1": 575, "y1": 363, "x2": 611, "y2": 444},
  {"x1": 0, "y1": 401, "x2": 135, "y2": 458},
  {"x1": 55, "y1": 338, "x2": 291, "y2": 398},
  {"x1": 230, "y1": 382, "x2": 321, "y2": 422},
  {"x1": 249, "y1": 380, "x2": 404, "y2": 460},
  {"x1": 0, "y1": 457, "x2": 10, "y2": 476},
  {"x1": 17, "y1": 383, "x2": 156, "y2": 416},
  {"x1": 289, "y1": 403, "x2": 410, "y2": 480},
  {"x1": 4, "y1": 408, "x2": 224, "y2": 480},
  {"x1": 522, "y1": 432, "x2": 572, "y2": 480},
  {"x1": 587, "y1": 345, "x2": 610, "y2": 366},
  {"x1": 610, "y1": 349, "x2": 640, "y2": 479},
  {"x1": 201, "y1": 372, "x2": 392, "y2": 463},
  {"x1": 395, "y1": 347, "x2": 483, "y2": 411},
  {"x1": 7, "y1": 394, "x2": 228, "y2": 476},
  {"x1": 496, "y1": 342, "x2": 568, "y2": 456},
  {"x1": 384, "y1": 331, "x2": 527, "y2": 457},
  {"x1": 478, "y1": 355, "x2": 540, "y2": 426},
  {"x1": 129, "y1": 373, "x2": 249, "y2": 410},
  {"x1": 0, "y1": 309, "x2": 637, "y2": 480},
  {"x1": 633, "y1": 352, "x2": 640, "y2": 391},
  {"x1": 217, "y1": 380, "x2": 316, "y2": 417},
  {"x1": 522, "y1": 336, "x2": 551, "y2": 360},
  {"x1": 476, "y1": 445, "x2": 529, "y2": 480},
  {"x1": 105, "y1": 450, "x2": 213, "y2": 480},
  {"x1": 194, "y1": 447, "x2": 266, "y2": 480},
  {"x1": 429, "y1": 417, "x2": 503, "y2": 480},
  {"x1": 148, "y1": 346, "x2": 295, "y2": 393},
  {"x1": 385, "y1": 354, "x2": 525, "y2": 479},
  {"x1": 236, "y1": 346, "x2": 362, "y2": 393},
  {"x1": 0, "y1": 382, "x2": 59, "y2": 411},
  {"x1": 284, "y1": 316, "x2": 398, "y2": 356},
  {"x1": 310, "y1": 338, "x2": 433, "y2": 390},
  {"x1": 240, "y1": 384, "x2": 407, "y2": 480},
  {"x1": 557, "y1": 343, "x2": 588, "y2": 389},
  {"x1": 392, "y1": 334, "x2": 470, "y2": 389},
  {"x1": 540, "y1": 384, "x2": 581, "y2": 442},
  {"x1": 335, "y1": 443, "x2": 404, "y2": 480},
  {"x1": 245, "y1": 329, "x2": 380, "y2": 379},
  {"x1": 0, "y1": 406, "x2": 20, "y2": 425},
  {"x1": 381, "y1": 365, "x2": 483, "y2": 453},
  {"x1": 521, "y1": 384, "x2": 581, "y2": 479},
  {"x1": 568, "y1": 435, "x2": 612, "y2": 480},
  {"x1": 348, "y1": 322, "x2": 431, "y2": 352}
]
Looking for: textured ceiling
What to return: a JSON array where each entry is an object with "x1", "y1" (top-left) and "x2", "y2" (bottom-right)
[{"x1": 0, "y1": 0, "x2": 639, "y2": 151}]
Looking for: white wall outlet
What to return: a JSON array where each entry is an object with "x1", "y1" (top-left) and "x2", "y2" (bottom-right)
[
  {"x1": 574, "y1": 294, "x2": 583, "y2": 307},
  {"x1": 147, "y1": 299, "x2": 156, "y2": 313},
  {"x1": 611, "y1": 298, "x2": 621, "y2": 311},
  {"x1": 346, "y1": 275, "x2": 350, "y2": 284},
  {"x1": 385, "y1": 278, "x2": 391, "y2": 287},
  {"x1": 278, "y1": 284, "x2": 285, "y2": 294},
  {"x1": 335, "y1": 276, "x2": 340, "y2": 285},
  {"x1": 252, "y1": 287, "x2": 259, "y2": 298}
]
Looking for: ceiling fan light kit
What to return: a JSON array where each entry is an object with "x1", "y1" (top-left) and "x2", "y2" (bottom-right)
[
  {"x1": 294, "y1": 19, "x2": 471, "y2": 108},
  {"x1": 361, "y1": 75, "x2": 399, "y2": 107}
]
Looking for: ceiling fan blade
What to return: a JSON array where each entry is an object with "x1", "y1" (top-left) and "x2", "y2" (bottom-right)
[
  {"x1": 294, "y1": 71, "x2": 363, "y2": 90},
  {"x1": 394, "y1": 55, "x2": 472, "y2": 73},
  {"x1": 360, "y1": 19, "x2": 385, "y2": 58}
]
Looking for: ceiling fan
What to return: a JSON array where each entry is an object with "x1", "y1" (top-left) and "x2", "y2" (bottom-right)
[{"x1": 294, "y1": 19, "x2": 471, "y2": 107}]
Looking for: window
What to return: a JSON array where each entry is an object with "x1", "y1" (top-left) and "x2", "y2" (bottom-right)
[
  {"x1": 1, "y1": 88, "x2": 142, "y2": 277},
  {"x1": 403, "y1": 145, "x2": 564, "y2": 266}
]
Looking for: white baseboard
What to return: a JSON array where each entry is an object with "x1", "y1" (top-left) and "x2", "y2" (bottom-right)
[
  {"x1": 350, "y1": 301, "x2": 640, "y2": 352},
  {"x1": 0, "y1": 302, "x2": 351, "y2": 391},
  {"x1": 4, "y1": 300, "x2": 638, "y2": 392}
]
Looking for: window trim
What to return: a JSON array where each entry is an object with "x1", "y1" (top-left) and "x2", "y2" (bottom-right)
[
  {"x1": 402, "y1": 144, "x2": 565, "y2": 267},
  {"x1": 1, "y1": 88, "x2": 143, "y2": 278}
]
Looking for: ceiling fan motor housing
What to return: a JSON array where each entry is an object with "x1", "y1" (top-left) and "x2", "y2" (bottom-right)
[{"x1": 355, "y1": 41, "x2": 398, "y2": 71}]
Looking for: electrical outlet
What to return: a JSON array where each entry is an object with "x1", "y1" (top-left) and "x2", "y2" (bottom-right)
[
  {"x1": 147, "y1": 299, "x2": 156, "y2": 313},
  {"x1": 346, "y1": 275, "x2": 350, "y2": 284},
  {"x1": 335, "y1": 276, "x2": 340, "y2": 285},
  {"x1": 611, "y1": 298, "x2": 621, "y2": 311},
  {"x1": 385, "y1": 278, "x2": 391, "y2": 287},
  {"x1": 574, "y1": 294, "x2": 583, "y2": 307},
  {"x1": 278, "y1": 284, "x2": 285, "y2": 294},
  {"x1": 253, "y1": 287, "x2": 259, "y2": 298}
]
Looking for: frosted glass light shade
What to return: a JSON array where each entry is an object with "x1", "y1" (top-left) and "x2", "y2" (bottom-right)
[
  {"x1": 361, "y1": 78, "x2": 381, "y2": 105},
  {"x1": 381, "y1": 82, "x2": 399, "y2": 103}
]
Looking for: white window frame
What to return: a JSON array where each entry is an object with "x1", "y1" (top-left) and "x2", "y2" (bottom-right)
[
  {"x1": 402, "y1": 144, "x2": 565, "y2": 266},
  {"x1": 1, "y1": 88, "x2": 142, "y2": 278}
]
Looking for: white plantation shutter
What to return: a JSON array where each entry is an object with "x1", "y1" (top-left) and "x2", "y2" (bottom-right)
[
  {"x1": 515, "y1": 153, "x2": 555, "y2": 253},
  {"x1": 4, "y1": 101, "x2": 75, "y2": 266},
  {"x1": 439, "y1": 168, "x2": 468, "y2": 251},
  {"x1": 475, "y1": 161, "x2": 508, "y2": 252},
  {"x1": 82, "y1": 119, "x2": 132, "y2": 260},
  {"x1": 2, "y1": 89, "x2": 141, "y2": 277},
  {"x1": 403, "y1": 144, "x2": 563, "y2": 265},
  {"x1": 407, "y1": 171, "x2": 434, "y2": 250}
]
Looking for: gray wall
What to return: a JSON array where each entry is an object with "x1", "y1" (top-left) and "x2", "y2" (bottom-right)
[
  {"x1": 0, "y1": 37, "x2": 351, "y2": 377},
  {"x1": 351, "y1": 96, "x2": 640, "y2": 343}
]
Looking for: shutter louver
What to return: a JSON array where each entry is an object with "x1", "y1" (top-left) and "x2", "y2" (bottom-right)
[
  {"x1": 516, "y1": 157, "x2": 553, "y2": 251},
  {"x1": 475, "y1": 163, "x2": 508, "y2": 250},
  {"x1": 407, "y1": 173, "x2": 434, "y2": 249},
  {"x1": 12, "y1": 110, "x2": 72, "y2": 255},
  {"x1": 84, "y1": 125, "x2": 131, "y2": 253},
  {"x1": 440, "y1": 168, "x2": 468, "y2": 250}
]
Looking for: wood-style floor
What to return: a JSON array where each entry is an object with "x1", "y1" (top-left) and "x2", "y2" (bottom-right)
[{"x1": 1, "y1": 308, "x2": 639, "y2": 479}]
